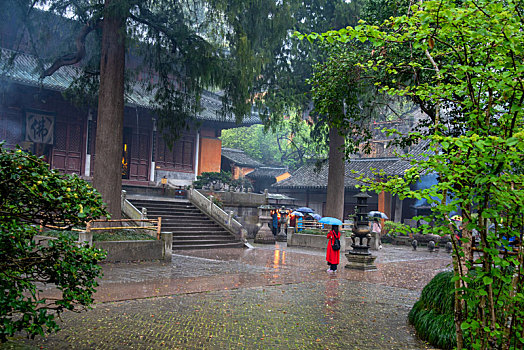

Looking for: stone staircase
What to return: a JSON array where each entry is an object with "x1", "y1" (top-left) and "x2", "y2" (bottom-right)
[{"x1": 129, "y1": 197, "x2": 244, "y2": 250}]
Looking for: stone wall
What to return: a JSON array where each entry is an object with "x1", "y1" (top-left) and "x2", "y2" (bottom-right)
[
  {"x1": 287, "y1": 232, "x2": 347, "y2": 251},
  {"x1": 199, "y1": 190, "x2": 267, "y2": 239},
  {"x1": 36, "y1": 232, "x2": 173, "y2": 263}
]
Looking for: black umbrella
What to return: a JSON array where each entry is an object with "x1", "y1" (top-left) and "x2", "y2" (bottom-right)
[
  {"x1": 367, "y1": 211, "x2": 388, "y2": 219},
  {"x1": 296, "y1": 207, "x2": 314, "y2": 213}
]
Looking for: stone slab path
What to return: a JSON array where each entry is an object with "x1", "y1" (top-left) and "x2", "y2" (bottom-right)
[{"x1": 3, "y1": 243, "x2": 451, "y2": 349}]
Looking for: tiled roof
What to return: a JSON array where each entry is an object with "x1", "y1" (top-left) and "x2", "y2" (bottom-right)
[
  {"x1": 272, "y1": 141, "x2": 431, "y2": 189},
  {"x1": 221, "y1": 148, "x2": 263, "y2": 168},
  {"x1": 246, "y1": 166, "x2": 288, "y2": 179},
  {"x1": 272, "y1": 157, "x2": 407, "y2": 189},
  {"x1": 0, "y1": 48, "x2": 260, "y2": 124}
]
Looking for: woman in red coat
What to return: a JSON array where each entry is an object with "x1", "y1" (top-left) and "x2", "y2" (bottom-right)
[{"x1": 326, "y1": 225, "x2": 341, "y2": 273}]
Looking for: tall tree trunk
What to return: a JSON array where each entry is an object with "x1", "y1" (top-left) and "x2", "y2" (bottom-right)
[
  {"x1": 324, "y1": 127, "x2": 345, "y2": 220},
  {"x1": 93, "y1": 0, "x2": 127, "y2": 219}
]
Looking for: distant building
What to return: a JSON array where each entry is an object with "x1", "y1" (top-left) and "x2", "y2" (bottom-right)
[
  {"x1": 220, "y1": 148, "x2": 263, "y2": 179},
  {"x1": 271, "y1": 142, "x2": 430, "y2": 222},
  {"x1": 246, "y1": 166, "x2": 291, "y2": 193},
  {"x1": 220, "y1": 148, "x2": 291, "y2": 192}
]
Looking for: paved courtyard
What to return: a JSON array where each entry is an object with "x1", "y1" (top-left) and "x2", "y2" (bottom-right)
[{"x1": 3, "y1": 243, "x2": 452, "y2": 349}]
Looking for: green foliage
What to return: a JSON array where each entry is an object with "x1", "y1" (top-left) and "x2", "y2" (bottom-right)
[
  {"x1": 192, "y1": 171, "x2": 233, "y2": 189},
  {"x1": 409, "y1": 271, "x2": 456, "y2": 349},
  {"x1": 229, "y1": 177, "x2": 253, "y2": 192},
  {"x1": 7, "y1": 0, "x2": 300, "y2": 145},
  {"x1": 0, "y1": 146, "x2": 108, "y2": 342},
  {"x1": 258, "y1": 0, "x2": 363, "y2": 126},
  {"x1": 305, "y1": 0, "x2": 524, "y2": 348},
  {"x1": 307, "y1": 41, "x2": 378, "y2": 155},
  {"x1": 382, "y1": 221, "x2": 412, "y2": 237},
  {"x1": 221, "y1": 120, "x2": 322, "y2": 171},
  {"x1": 192, "y1": 171, "x2": 253, "y2": 193}
]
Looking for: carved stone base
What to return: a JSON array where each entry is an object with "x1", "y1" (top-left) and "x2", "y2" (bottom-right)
[
  {"x1": 254, "y1": 226, "x2": 276, "y2": 244},
  {"x1": 345, "y1": 252, "x2": 378, "y2": 271},
  {"x1": 275, "y1": 229, "x2": 287, "y2": 242}
]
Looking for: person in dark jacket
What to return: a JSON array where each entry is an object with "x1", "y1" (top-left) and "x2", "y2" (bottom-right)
[{"x1": 272, "y1": 211, "x2": 278, "y2": 236}]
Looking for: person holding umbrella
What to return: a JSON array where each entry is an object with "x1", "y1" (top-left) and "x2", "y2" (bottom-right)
[{"x1": 319, "y1": 217, "x2": 343, "y2": 273}]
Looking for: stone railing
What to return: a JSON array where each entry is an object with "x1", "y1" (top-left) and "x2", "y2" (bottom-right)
[
  {"x1": 187, "y1": 187, "x2": 247, "y2": 242},
  {"x1": 121, "y1": 190, "x2": 148, "y2": 224}
]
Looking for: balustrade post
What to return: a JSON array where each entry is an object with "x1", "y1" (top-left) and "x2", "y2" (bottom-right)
[
  {"x1": 78, "y1": 222, "x2": 93, "y2": 247},
  {"x1": 141, "y1": 207, "x2": 147, "y2": 227},
  {"x1": 121, "y1": 190, "x2": 127, "y2": 209},
  {"x1": 228, "y1": 211, "x2": 233, "y2": 226},
  {"x1": 209, "y1": 195, "x2": 214, "y2": 212}
]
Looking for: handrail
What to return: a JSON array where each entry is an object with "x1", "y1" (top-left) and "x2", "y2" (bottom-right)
[
  {"x1": 86, "y1": 217, "x2": 162, "y2": 240},
  {"x1": 121, "y1": 190, "x2": 144, "y2": 220},
  {"x1": 187, "y1": 188, "x2": 246, "y2": 241}
]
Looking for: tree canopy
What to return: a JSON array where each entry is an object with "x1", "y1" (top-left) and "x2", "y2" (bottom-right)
[
  {"x1": 302, "y1": 0, "x2": 524, "y2": 348},
  {"x1": 221, "y1": 119, "x2": 322, "y2": 171}
]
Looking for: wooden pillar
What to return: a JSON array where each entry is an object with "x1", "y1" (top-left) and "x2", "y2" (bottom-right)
[{"x1": 378, "y1": 190, "x2": 392, "y2": 224}]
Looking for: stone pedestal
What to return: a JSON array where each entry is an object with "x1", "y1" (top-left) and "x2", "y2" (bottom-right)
[
  {"x1": 345, "y1": 222, "x2": 377, "y2": 271},
  {"x1": 345, "y1": 253, "x2": 377, "y2": 271},
  {"x1": 254, "y1": 205, "x2": 275, "y2": 244},
  {"x1": 276, "y1": 225, "x2": 287, "y2": 242},
  {"x1": 255, "y1": 223, "x2": 276, "y2": 244}
]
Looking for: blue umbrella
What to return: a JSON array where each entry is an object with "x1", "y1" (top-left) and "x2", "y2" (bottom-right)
[
  {"x1": 312, "y1": 213, "x2": 322, "y2": 221},
  {"x1": 290, "y1": 211, "x2": 304, "y2": 217},
  {"x1": 296, "y1": 207, "x2": 314, "y2": 213},
  {"x1": 319, "y1": 217, "x2": 343, "y2": 226}
]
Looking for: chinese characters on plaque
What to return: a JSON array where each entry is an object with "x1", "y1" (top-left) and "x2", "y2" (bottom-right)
[{"x1": 25, "y1": 112, "x2": 54, "y2": 144}]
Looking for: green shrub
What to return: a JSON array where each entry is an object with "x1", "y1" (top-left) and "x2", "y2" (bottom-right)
[
  {"x1": 409, "y1": 271, "x2": 456, "y2": 349},
  {"x1": 0, "y1": 145, "x2": 108, "y2": 342},
  {"x1": 382, "y1": 221, "x2": 412, "y2": 237},
  {"x1": 192, "y1": 171, "x2": 253, "y2": 191},
  {"x1": 192, "y1": 171, "x2": 232, "y2": 189}
]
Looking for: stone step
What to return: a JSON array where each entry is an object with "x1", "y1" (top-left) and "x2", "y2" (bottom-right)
[
  {"x1": 166, "y1": 226, "x2": 223, "y2": 232},
  {"x1": 127, "y1": 197, "x2": 243, "y2": 250},
  {"x1": 131, "y1": 201, "x2": 193, "y2": 207},
  {"x1": 171, "y1": 229, "x2": 233, "y2": 237},
  {"x1": 130, "y1": 203, "x2": 197, "y2": 211},
  {"x1": 172, "y1": 242, "x2": 245, "y2": 250},
  {"x1": 172, "y1": 238, "x2": 237, "y2": 245},
  {"x1": 145, "y1": 209, "x2": 202, "y2": 215},
  {"x1": 163, "y1": 222, "x2": 219, "y2": 227},
  {"x1": 160, "y1": 214, "x2": 210, "y2": 220},
  {"x1": 172, "y1": 234, "x2": 234, "y2": 240}
]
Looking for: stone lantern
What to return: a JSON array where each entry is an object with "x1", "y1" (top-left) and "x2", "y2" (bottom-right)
[
  {"x1": 345, "y1": 192, "x2": 377, "y2": 270},
  {"x1": 276, "y1": 206, "x2": 288, "y2": 242},
  {"x1": 254, "y1": 204, "x2": 276, "y2": 244}
]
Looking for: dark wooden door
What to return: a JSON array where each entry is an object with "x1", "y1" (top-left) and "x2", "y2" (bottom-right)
[
  {"x1": 52, "y1": 120, "x2": 83, "y2": 175},
  {"x1": 129, "y1": 128, "x2": 150, "y2": 181}
]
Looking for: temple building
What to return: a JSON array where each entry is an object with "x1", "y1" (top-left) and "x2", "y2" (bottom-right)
[{"x1": 0, "y1": 8, "x2": 258, "y2": 188}]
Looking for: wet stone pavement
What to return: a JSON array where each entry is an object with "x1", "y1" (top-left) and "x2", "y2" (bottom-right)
[{"x1": 4, "y1": 243, "x2": 452, "y2": 349}]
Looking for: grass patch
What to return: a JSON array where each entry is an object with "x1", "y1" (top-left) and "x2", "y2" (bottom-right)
[
  {"x1": 42, "y1": 229, "x2": 156, "y2": 241},
  {"x1": 408, "y1": 271, "x2": 456, "y2": 349}
]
